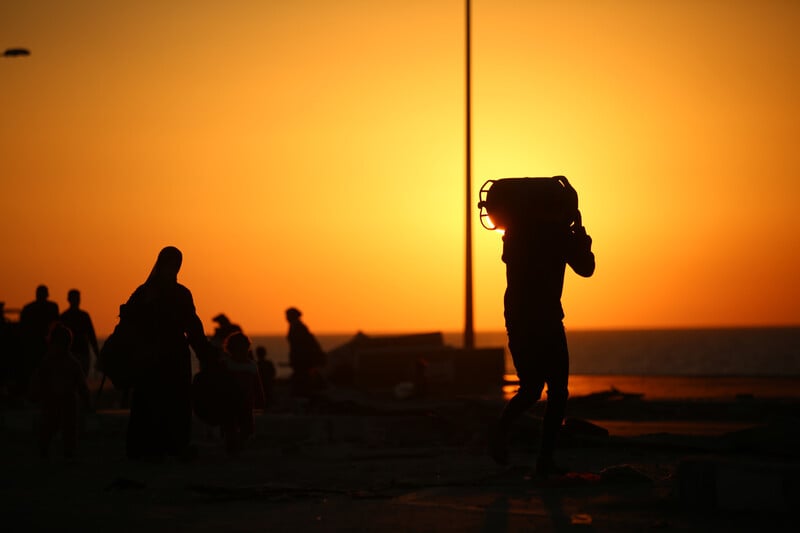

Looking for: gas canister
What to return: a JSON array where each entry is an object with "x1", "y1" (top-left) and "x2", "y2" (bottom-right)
[{"x1": 478, "y1": 176, "x2": 579, "y2": 231}]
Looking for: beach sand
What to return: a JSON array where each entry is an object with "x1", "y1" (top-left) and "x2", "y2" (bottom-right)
[{"x1": 2, "y1": 383, "x2": 799, "y2": 532}]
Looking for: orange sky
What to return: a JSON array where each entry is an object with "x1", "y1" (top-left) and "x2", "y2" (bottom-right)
[{"x1": 2, "y1": 0, "x2": 799, "y2": 337}]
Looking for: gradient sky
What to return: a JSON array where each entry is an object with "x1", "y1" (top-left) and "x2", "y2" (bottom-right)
[{"x1": 2, "y1": 0, "x2": 799, "y2": 337}]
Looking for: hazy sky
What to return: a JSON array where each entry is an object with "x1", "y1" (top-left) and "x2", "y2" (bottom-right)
[{"x1": 2, "y1": 0, "x2": 799, "y2": 336}]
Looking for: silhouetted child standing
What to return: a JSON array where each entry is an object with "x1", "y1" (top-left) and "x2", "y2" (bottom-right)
[
  {"x1": 255, "y1": 346, "x2": 276, "y2": 407},
  {"x1": 29, "y1": 323, "x2": 91, "y2": 459},
  {"x1": 221, "y1": 332, "x2": 265, "y2": 454}
]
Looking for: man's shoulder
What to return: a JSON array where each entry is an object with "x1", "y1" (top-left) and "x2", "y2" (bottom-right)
[
  {"x1": 21, "y1": 300, "x2": 59, "y2": 315},
  {"x1": 62, "y1": 308, "x2": 91, "y2": 320}
]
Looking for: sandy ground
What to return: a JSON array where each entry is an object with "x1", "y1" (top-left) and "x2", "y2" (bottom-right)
[{"x1": 2, "y1": 384, "x2": 799, "y2": 532}]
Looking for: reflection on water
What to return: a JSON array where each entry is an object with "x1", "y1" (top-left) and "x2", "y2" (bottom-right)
[{"x1": 503, "y1": 373, "x2": 800, "y2": 401}]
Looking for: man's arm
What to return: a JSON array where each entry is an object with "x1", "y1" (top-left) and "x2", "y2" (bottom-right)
[
  {"x1": 566, "y1": 211, "x2": 595, "y2": 278},
  {"x1": 181, "y1": 290, "x2": 217, "y2": 366}
]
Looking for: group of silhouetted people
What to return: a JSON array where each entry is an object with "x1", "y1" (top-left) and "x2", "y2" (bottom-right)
[
  {"x1": 1, "y1": 245, "x2": 328, "y2": 461},
  {"x1": 1, "y1": 285, "x2": 99, "y2": 397},
  {"x1": 0, "y1": 285, "x2": 99, "y2": 458},
  {"x1": 110, "y1": 246, "x2": 320, "y2": 461}
]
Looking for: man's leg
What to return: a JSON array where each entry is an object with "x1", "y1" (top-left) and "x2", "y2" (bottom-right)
[
  {"x1": 490, "y1": 325, "x2": 545, "y2": 465},
  {"x1": 536, "y1": 324, "x2": 570, "y2": 477}
]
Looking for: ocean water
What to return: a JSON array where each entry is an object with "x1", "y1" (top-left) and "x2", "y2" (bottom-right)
[
  {"x1": 251, "y1": 327, "x2": 800, "y2": 376},
  {"x1": 90, "y1": 327, "x2": 795, "y2": 400},
  {"x1": 245, "y1": 327, "x2": 800, "y2": 400}
]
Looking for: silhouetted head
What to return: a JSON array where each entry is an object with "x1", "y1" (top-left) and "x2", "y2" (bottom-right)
[
  {"x1": 213, "y1": 313, "x2": 230, "y2": 326},
  {"x1": 35, "y1": 284, "x2": 49, "y2": 301},
  {"x1": 146, "y1": 246, "x2": 183, "y2": 286},
  {"x1": 285, "y1": 307, "x2": 302, "y2": 322},
  {"x1": 67, "y1": 289, "x2": 81, "y2": 308},
  {"x1": 47, "y1": 322, "x2": 73, "y2": 352},
  {"x1": 223, "y1": 331, "x2": 251, "y2": 360}
]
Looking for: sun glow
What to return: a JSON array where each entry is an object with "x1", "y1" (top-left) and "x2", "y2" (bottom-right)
[{"x1": 1, "y1": 1, "x2": 799, "y2": 335}]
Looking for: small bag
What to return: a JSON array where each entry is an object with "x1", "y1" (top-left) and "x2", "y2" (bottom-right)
[{"x1": 97, "y1": 304, "x2": 154, "y2": 390}]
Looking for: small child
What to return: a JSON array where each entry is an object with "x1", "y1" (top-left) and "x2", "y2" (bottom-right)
[
  {"x1": 221, "y1": 332, "x2": 265, "y2": 454},
  {"x1": 254, "y1": 346, "x2": 276, "y2": 407},
  {"x1": 29, "y1": 322, "x2": 91, "y2": 459}
]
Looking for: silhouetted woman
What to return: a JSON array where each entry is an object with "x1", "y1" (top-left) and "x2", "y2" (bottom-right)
[{"x1": 124, "y1": 246, "x2": 213, "y2": 461}]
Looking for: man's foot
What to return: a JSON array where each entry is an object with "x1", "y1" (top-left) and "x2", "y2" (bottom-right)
[
  {"x1": 488, "y1": 422, "x2": 509, "y2": 466},
  {"x1": 535, "y1": 455, "x2": 568, "y2": 478}
]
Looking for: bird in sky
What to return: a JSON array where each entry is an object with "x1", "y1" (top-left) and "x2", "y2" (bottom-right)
[{"x1": 3, "y1": 48, "x2": 31, "y2": 57}]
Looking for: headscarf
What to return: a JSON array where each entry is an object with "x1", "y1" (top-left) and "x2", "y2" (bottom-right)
[{"x1": 145, "y1": 246, "x2": 183, "y2": 288}]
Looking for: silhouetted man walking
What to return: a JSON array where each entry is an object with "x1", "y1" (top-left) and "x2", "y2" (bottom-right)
[
  {"x1": 20, "y1": 285, "x2": 60, "y2": 384},
  {"x1": 483, "y1": 176, "x2": 595, "y2": 477},
  {"x1": 60, "y1": 289, "x2": 101, "y2": 377}
]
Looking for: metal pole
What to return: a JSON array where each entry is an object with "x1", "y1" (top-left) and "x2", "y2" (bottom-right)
[{"x1": 464, "y1": 0, "x2": 475, "y2": 350}]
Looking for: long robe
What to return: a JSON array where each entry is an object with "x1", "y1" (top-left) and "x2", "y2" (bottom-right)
[{"x1": 124, "y1": 282, "x2": 210, "y2": 459}]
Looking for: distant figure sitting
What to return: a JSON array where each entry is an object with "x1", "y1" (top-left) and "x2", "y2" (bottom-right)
[
  {"x1": 255, "y1": 345, "x2": 276, "y2": 407},
  {"x1": 285, "y1": 307, "x2": 326, "y2": 397},
  {"x1": 221, "y1": 332, "x2": 265, "y2": 455},
  {"x1": 29, "y1": 323, "x2": 91, "y2": 459},
  {"x1": 122, "y1": 246, "x2": 215, "y2": 462},
  {"x1": 59, "y1": 289, "x2": 101, "y2": 377},
  {"x1": 210, "y1": 313, "x2": 242, "y2": 351}
]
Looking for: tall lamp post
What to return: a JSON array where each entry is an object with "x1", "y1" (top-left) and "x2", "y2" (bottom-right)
[{"x1": 464, "y1": 0, "x2": 475, "y2": 350}]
